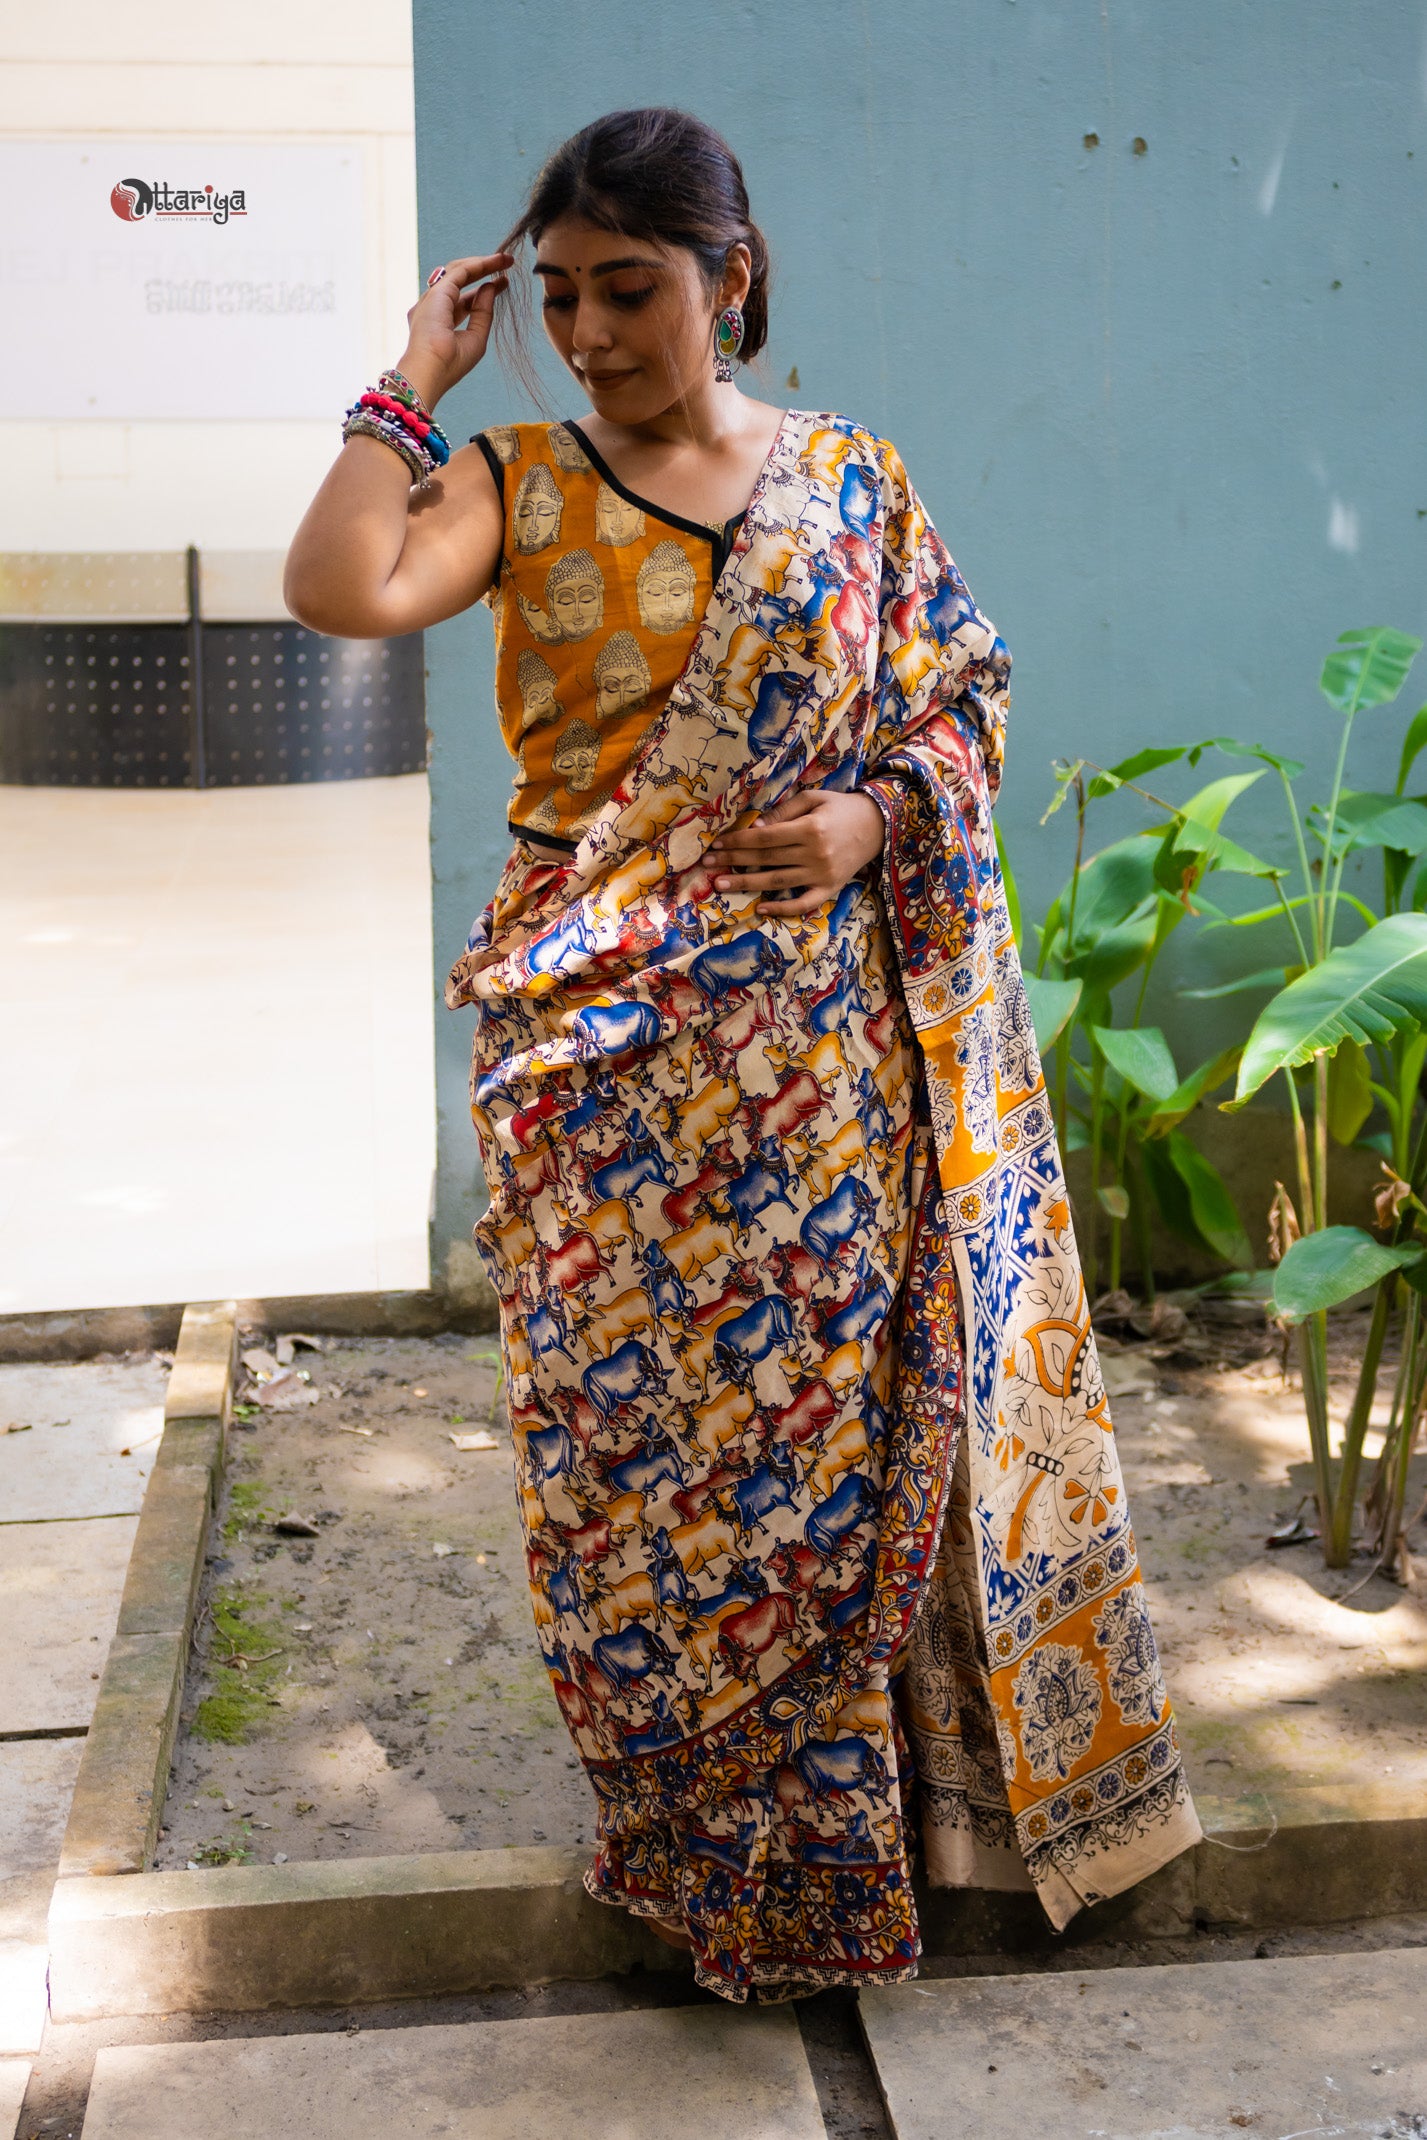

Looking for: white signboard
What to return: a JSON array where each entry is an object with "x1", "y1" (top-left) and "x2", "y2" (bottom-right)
[{"x1": 0, "y1": 140, "x2": 367, "y2": 419}]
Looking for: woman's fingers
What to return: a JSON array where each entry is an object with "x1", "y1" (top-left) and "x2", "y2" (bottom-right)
[
  {"x1": 712, "y1": 866, "x2": 811, "y2": 891},
  {"x1": 708, "y1": 825, "x2": 816, "y2": 862},
  {"x1": 424, "y1": 252, "x2": 515, "y2": 296},
  {"x1": 758, "y1": 888, "x2": 829, "y2": 916}
]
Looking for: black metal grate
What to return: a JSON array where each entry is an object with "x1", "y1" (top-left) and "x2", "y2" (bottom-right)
[{"x1": 0, "y1": 624, "x2": 426, "y2": 788}]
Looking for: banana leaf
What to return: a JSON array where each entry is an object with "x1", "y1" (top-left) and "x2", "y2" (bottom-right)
[
  {"x1": 1089, "y1": 1024, "x2": 1179, "y2": 1104},
  {"x1": 1326, "y1": 1039, "x2": 1374, "y2": 1146},
  {"x1": 1064, "y1": 909, "x2": 1159, "y2": 993},
  {"x1": 1319, "y1": 626, "x2": 1422, "y2": 716},
  {"x1": 1396, "y1": 703, "x2": 1427, "y2": 795},
  {"x1": 1085, "y1": 745, "x2": 1192, "y2": 801},
  {"x1": 1205, "y1": 737, "x2": 1305, "y2": 779},
  {"x1": 1066, "y1": 837, "x2": 1160, "y2": 949},
  {"x1": 1140, "y1": 1130, "x2": 1253, "y2": 1267},
  {"x1": 1181, "y1": 966, "x2": 1291, "y2": 1001},
  {"x1": 1272, "y1": 1225, "x2": 1427, "y2": 1322},
  {"x1": 1230, "y1": 913, "x2": 1427, "y2": 1106},
  {"x1": 1141, "y1": 1045, "x2": 1243, "y2": 1138},
  {"x1": 1024, "y1": 975, "x2": 1081, "y2": 1053},
  {"x1": 1311, "y1": 790, "x2": 1427, "y2": 859}
]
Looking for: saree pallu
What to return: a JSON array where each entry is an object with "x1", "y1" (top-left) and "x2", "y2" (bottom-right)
[{"x1": 448, "y1": 410, "x2": 1200, "y2": 1999}]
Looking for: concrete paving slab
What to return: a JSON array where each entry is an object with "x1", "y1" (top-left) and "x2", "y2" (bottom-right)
[
  {"x1": 859, "y1": 1946, "x2": 1427, "y2": 2139},
  {"x1": 0, "y1": 1917, "x2": 46, "y2": 2057},
  {"x1": 0, "y1": 1737, "x2": 84, "y2": 1880},
  {"x1": 0, "y1": 2061, "x2": 30, "y2": 2139},
  {"x1": 0, "y1": 1359, "x2": 165, "y2": 1520},
  {"x1": 80, "y1": 2004, "x2": 826, "y2": 2139},
  {"x1": 0, "y1": 1517, "x2": 137, "y2": 1731}
]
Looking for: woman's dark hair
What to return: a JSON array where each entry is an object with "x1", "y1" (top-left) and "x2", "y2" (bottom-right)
[{"x1": 496, "y1": 108, "x2": 771, "y2": 397}]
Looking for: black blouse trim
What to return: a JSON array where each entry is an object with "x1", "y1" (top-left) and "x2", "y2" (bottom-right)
[{"x1": 558, "y1": 421, "x2": 747, "y2": 580}]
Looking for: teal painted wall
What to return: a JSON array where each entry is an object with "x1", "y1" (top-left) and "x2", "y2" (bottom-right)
[{"x1": 414, "y1": 0, "x2": 1427, "y2": 1291}]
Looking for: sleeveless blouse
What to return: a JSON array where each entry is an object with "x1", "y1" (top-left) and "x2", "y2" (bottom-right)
[{"x1": 474, "y1": 420, "x2": 744, "y2": 852}]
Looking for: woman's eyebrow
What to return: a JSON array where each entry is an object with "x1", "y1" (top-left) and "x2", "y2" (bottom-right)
[{"x1": 532, "y1": 257, "x2": 662, "y2": 280}]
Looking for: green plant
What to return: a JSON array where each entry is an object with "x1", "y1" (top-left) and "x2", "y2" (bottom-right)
[
  {"x1": 1007, "y1": 761, "x2": 1259, "y2": 1299},
  {"x1": 1008, "y1": 622, "x2": 1427, "y2": 1579},
  {"x1": 1218, "y1": 626, "x2": 1427, "y2": 1573}
]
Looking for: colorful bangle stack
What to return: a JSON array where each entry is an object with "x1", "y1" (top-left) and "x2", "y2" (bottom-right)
[{"x1": 341, "y1": 367, "x2": 452, "y2": 488}]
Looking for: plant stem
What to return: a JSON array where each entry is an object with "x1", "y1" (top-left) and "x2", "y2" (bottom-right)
[
  {"x1": 1313, "y1": 1054, "x2": 1330, "y2": 1234},
  {"x1": 1321, "y1": 706, "x2": 1359, "y2": 950},
  {"x1": 1373, "y1": 1293, "x2": 1426, "y2": 1569},
  {"x1": 1279, "y1": 764, "x2": 1322, "y2": 962},
  {"x1": 1273, "y1": 880, "x2": 1312, "y2": 970},
  {"x1": 1326, "y1": 1275, "x2": 1392, "y2": 1567},
  {"x1": 1299, "y1": 1311, "x2": 1335, "y2": 1541},
  {"x1": 1285, "y1": 1068, "x2": 1314, "y2": 1234}
]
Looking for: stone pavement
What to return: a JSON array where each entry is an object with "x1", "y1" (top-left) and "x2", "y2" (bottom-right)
[
  {"x1": 79, "y1": 2004, "x2": 827, "y2": 2139},
  {"x1": 862, "y1": 1946, "x2": 1427, "y2": 2139},
  {"x1": 0, "y1": 1358, "x2": 164, "y2": 2064}
]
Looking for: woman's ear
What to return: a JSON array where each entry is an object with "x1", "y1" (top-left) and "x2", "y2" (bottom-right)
[{"x1": 718, "y1": 242, "x2": 753, "y2": 311}]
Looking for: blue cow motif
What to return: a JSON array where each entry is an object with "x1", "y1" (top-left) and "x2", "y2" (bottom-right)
[
  {"x1": 690, "y1": 930, "x2": 790, "y2": 1006},
  {"x1": 800, "y1": 1175, "x2": 878, "y2": 1262},
  {"x1": 581, "y1": 1340, "x2": 671, "y2": 1424}
]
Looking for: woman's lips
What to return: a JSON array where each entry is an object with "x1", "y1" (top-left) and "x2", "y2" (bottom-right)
[{"x1": 586, "y1": 368, "x2": 637, "y2": 387}]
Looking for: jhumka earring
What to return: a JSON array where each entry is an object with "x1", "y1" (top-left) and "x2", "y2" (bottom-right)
[{"x1": 713, "y1": 304, "x2": 745, "y2": 382}]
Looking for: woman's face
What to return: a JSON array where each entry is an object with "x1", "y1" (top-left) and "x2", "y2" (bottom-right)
[{"x1": 534, "y1": 216, "x2": 747, "y2": 422}]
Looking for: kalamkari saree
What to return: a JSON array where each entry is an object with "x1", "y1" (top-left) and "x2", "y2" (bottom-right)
[{"x1": 447, "y1": 409, "x2": 1201, "y2": 2000}]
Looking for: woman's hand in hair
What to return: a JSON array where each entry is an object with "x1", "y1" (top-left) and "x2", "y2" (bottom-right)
[
  {"x1": 397, "y1": 251, "x2": 513, "y2": 407},
  {"x1": 706, "y1": 789, "x2": 886, "y2": 919}
]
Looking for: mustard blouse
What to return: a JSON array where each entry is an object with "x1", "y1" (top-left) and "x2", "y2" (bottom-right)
[{"x1": 474, "y1": 420, "x2": 744, "y2": 852}]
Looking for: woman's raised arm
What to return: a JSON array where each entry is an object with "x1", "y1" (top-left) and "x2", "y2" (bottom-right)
[{"x1": 283, "y1": 251, "x2": 512, "y2": 641}]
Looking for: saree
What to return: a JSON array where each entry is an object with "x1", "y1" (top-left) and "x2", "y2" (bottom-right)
[{"x1": 447, "y1": 409, "x2": 1200, "y2": 1999}]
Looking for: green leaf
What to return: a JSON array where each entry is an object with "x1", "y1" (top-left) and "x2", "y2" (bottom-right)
[
  {"x1": 1181, "y1": 966, "x2": 1291, "y2": 1001},
  {"x1": 1064, "y1": 911, "x2": 1159, "y2": 993},
  {"x1": 1141, "y1": 1045, "x2": 1243, "y2": 1138},
  {"x1": 1177, "y1": 770, "x2": 1266, "y2": 833},
  {"x1": 1231, "y1": 914, "x2": 1427, "y2": 1106},
  {"x1": 1084, "y1": 745, "x2": 1188, "y2": 800},
  {"x1": 1089, "y1": 1024, "x2": 1180, "y2": 1104},
  {"x1": 1319, "y1": 627, "x2": 1422, "y2": 717},
  {"x1": 1205, "y1": 737, "x2": 1305, "y2": 779},
  {"x1": 1166, "y1": 770, "x2": 1281, "y2": 881},
  {"x1": 1314, "y1": 790, "x2": 1427, "y2": 859},
  {"x1": 1163, "y1": 1131, "x2": 1254, "y2": 1268},
  {"x1": 1040, "y1": 760, "x2": 1085, "y2": 825},
  {"x1": 1271, "y1": 1225, "x2": 1427, "y2": 1322},
  {"x1": 1326, "y1": 1039, "x2": 1374, "y2": 1146},
  {"x1": 1024, "y1": 975, "x2": 1082, "y2": 1053},
  {"x1": 1096, "y1": 1183, "x2": 1131, "y2": 1220},
  {"x1": 995, "y1": 821, "x2": 1023, "y2": 949},
  {"x1": 1066, "y1": 837, "x2": 1160, "y2": 948},
  {"x1": 1139, "y1": 1130, "x2": 1251, "y2": 1264},
  {"x1": 1396, "y1": 703, "x2": 1427, "y2": 796},
  {"x1": 1140, "y1": 1135, "x2": 1203, "y2": 1249}
]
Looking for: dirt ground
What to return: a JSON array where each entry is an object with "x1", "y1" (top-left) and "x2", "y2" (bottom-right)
[{"x1": 155, "y1": 1306, "x2": 1427, "y2": 1873}]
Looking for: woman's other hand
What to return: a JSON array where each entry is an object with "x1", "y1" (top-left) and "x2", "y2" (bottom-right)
[
  {"x1": 706, "y1": 789, "x2": 886, "y2": 917},
  {"x1": 397, "y1": 251, "x2": 513, "y2": 408}
]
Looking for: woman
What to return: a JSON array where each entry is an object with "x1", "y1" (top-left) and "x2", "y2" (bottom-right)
[{"x1": 286, "y1": 107, "x2": 1199, "y2": 2002}]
